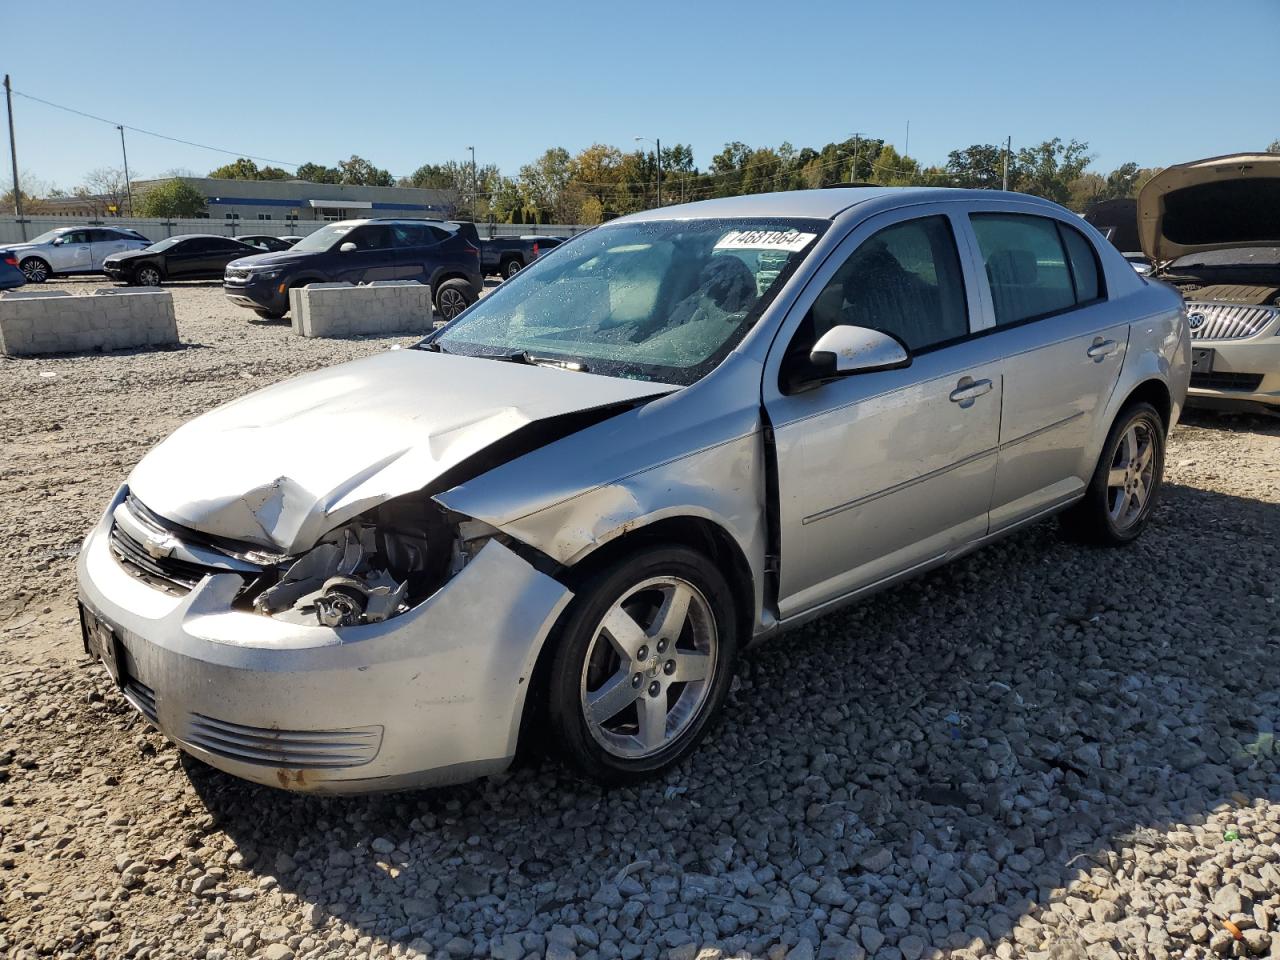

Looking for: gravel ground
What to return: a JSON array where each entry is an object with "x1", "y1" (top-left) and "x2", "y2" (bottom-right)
[{"x1": 1, "y1": 281, "x2": 1278, "y2": 960}]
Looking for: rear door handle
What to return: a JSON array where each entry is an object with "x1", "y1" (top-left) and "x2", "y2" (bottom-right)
[
  {"x1": 949, "y1": 377, "x2": 993, "y2": 405},
  {"x1": 1087, "y1": 338, "x2": 1119, "y2": 361}
]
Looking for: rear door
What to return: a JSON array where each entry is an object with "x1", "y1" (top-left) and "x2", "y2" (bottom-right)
[
  {"x1": 763, "y1": 206, "x2": 1004, "y2": 619},
  {"x1": 90, "y1": 229, "x2": 129, "y2": 269},
  {"x1": 390, "y1": 223, "x2": 440, "y2": 282},
  {"x1": 960, "y1": 210, "x2": 1128, "y2": 530},
  {"x1": 203, "y1": 238, "x2": 255, "y2": 277}
]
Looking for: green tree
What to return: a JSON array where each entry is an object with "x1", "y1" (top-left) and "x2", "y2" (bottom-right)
[
  {"x1": 338, "y1": 155, "x2": 394, "y2": 187},
  {"x1": 944, "y1": 144, "x2": 1012, "y2": 190},
  {"x1": 869, "y1": 144, "x2": 921, "y2": 186},
  {"x1": 518, "y1": 148, "x2": 572, "y2": 221},
  {"x1": 403, "y1": 163, "x2": 455, "y2": 189},
  {"x1": 137, "y1": 179, "x2": 208, "y2": 218},
  {"x1": 1016, "y1": 138, "x2": 1093, "y2": 204},
  {"x1": 295, "y1": 162, "x2": 342, "y2": 184},
  {"x1": 1267, "y1": 139, "x2": 1280, "y2": 154},
  {"x1": 208, "y1": 158, "x2": 262, "y2": 180}
]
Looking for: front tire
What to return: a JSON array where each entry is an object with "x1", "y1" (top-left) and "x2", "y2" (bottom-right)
[
  {"x1": 135, "y1": 264, "x2": 163, "y2": 287},
  {"x1": 547, "y1": 545, "x2": 739, "y2": 784},
  {"x1": 254, "y1": 308, "x2": 287, "y2": 321},
  {"x1": 1060, "y1": 402, "x2": 1165, "y2": 545},
  {"x1": 20, "y1": 257, "x2": 50, "y2": 283}
]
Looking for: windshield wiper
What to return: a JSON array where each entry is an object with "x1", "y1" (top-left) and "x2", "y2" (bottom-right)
[{"x1": 499, "y1": 350, "x2": 590, "y2": 373}]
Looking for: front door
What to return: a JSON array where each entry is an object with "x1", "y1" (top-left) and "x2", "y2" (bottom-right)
[
  {"x1": 52, "y1": 230, "x2": 93, "y2": 272},
  {"x1": 333, "y1": 225, "x2": 399, "y2": 283},
  {"x1": 962, "y1": 212, "x2": 1128, "y2": 531},
  {"x1": 764, "y1": 209, "x2": 1003, "y2": 620}
]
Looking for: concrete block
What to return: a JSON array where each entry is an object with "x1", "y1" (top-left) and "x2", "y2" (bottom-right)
[
  {"x1": 0, "y1": 288, "x2": 178, "y2": 356},
  {"x1": 290, "y1": 281, "x2": 432, "y2": 339}
]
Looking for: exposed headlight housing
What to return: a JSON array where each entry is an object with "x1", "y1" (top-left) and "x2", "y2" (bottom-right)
[{"x1": 251, "y1": 497, "x2": 456, "y2": 627}]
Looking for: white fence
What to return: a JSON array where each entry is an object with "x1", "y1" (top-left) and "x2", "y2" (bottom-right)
[{"x1": 0, "y1": 216, "x2": 589, "y2": 245}]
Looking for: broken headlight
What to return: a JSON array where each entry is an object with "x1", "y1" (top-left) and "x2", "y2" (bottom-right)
[{"x1": 251, "y1": 499, "x2": 452, "y2": 627}]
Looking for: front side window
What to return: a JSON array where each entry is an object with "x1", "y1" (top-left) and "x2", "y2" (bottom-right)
[
  {"x1": 430, "y1": 217, "x2": 827, "y2": 385},
  {"x1": 971, "y1": 214, "x2": 1078, "y2": 326},
  {"x1": 345, "y1": 225, "x2": 393, "y2": 250},
  {"x1": 804, "y1": 215, "x2": 969, "y2": 354}
]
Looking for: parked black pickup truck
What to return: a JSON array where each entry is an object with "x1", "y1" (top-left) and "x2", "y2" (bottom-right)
[{"x1": 449, "y1": 222, "x2": 564, "y2": 278}]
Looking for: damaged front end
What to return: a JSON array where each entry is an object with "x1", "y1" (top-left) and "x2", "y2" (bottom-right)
[{"x1": 110, "y1": 491, "x2": 514, "y2": 630}]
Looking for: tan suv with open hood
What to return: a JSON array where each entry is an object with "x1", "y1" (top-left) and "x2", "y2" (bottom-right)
[{"x1": 1140, "y1": 152, "x2": 1280, "y2": 412}]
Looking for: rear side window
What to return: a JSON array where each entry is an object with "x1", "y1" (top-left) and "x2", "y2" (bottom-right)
[
  {"x1": 1060, "y1": 224, "x2": 1102, "y2": 303},
  {"x1": 971, "y1": 214, "x2": 1076, "y2": 326}
]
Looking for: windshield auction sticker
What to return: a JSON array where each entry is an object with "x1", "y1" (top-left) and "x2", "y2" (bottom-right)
[{"x1": 715, "y1": 230, "x2": 816, "y2": 252}]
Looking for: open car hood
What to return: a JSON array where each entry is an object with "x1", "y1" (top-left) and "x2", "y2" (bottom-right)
[
  {"x1": 1138, "y1": 153, "x2": 1280, "y2": 263},
  {"x1": 127, "y1": 350, "x2": 673, "y2": 555}
]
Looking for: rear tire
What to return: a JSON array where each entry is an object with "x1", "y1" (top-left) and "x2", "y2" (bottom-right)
[
  {"x1": 546, "y1": 544, "x2": 739, "y2": 784},
  {"x1": 502, "y1": 257, "x2": 522, "y2": 279},
  {"x1": 434, "y1": 278, "x2": 475, "y2": 321},
  {"x1": 20, "y1": 257, "x2": 50, "y2": 283},
  {"x1": 1059, "y1": 402, "x2": 1165, "y2": 545}
]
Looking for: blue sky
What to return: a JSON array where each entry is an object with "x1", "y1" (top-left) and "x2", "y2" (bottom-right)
[{"x1": 4, "y1": 0, "x2": 1277, "y2": 190}]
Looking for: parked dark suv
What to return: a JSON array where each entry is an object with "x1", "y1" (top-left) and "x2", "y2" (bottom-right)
[{"x1": 223, "y1": 219, "x2": 483, "y2": 320}]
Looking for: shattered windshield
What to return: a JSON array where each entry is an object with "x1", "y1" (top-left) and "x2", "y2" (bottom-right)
[{"x1": 427, "y1": 217, "x2": 826, "y2": 384}]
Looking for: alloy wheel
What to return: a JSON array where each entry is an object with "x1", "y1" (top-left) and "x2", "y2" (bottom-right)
[
  {"x1": 579, "y1": 576, "x2": 717, "y2": 759},
  {"x1": 438, "y1": 287, "x2": 467, "y2": 319},
  {"x1": 1106, "y1": 421, "x2": 1155, "y2": 530},
  {"x1": 505, "y1": 260, "x2": 521, "y2": 278},
  {"x1": 21, "y1": 259, "x2": 48, "y2": 283},
  {"x1": 138, "y1": 266, "x2": 161, "y2": 286}
]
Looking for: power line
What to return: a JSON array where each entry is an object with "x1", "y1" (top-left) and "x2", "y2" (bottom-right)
[{"x1": 11, "y1": 88, "x2": 304, "y2": 169}]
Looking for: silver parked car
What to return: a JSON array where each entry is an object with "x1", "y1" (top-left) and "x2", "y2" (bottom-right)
[
  {"x1": 76, "y1": 188, "x2": 1190, "y2": 793},
  {"x1": 11, "y1": 226, "x2": 151, "y2": 282}
]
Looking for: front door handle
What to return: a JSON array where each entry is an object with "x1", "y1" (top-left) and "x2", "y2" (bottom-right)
[
  {"x1": 949, "y1": 377, "x2": 993, "y2": 406},
  {"x1": 1087, "y1": 338, "x2": 1119, "y2": 361}
]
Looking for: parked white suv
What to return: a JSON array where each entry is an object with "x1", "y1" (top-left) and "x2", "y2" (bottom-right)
[{"x1": 10, "y1": 226, "x2": 151, "y2": 282}]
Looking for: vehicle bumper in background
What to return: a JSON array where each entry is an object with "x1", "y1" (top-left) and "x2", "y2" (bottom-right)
[
  {"x1": 1186, "y1": 336, "x2": 1280, "y2": 411},
  {"x1": 223, "y1": 277, "x2": 287, "y2": 313},
  {"x1": 76, "y1": 486, "x2": 573, "y2": 794},
  {"x1": 103, "y1": 266, "x2": 128, "y2": 281}
]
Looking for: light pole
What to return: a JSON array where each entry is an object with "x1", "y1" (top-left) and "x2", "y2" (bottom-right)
[
  {"x1": 117, "y1": 125, "x2": 133, "y2": 217},
  {"x1": 634, "y1": 136, "x2": 661, "y2": 206},
  {"x1": 467, "y1": 145, "x2": 477, "y2": 219},
  {"x1": 1002, "y1": 136, "x2": 1011, "y2": 192}
]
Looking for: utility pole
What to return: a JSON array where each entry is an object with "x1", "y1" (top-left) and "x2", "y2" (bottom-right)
[
  {"x1": 467, "y1": 146, "x2": 477, "y2": 219},
  {"x1": 655, "y1": 138, "x2": 662, "y2": 206},
  {"x1": 852, "y1": 132, "x2": 861, "y2": 182},
  {"x1": 4, "y1": 74, "x2": 25, "y2": 239},
  {"x1": 904, "y1": 121, "x2": 910, "y2": 159},
  {"x1": 1002, "y1": 135, "x2": 1011, "y2": 192},
  {"x1": 117, "y1": 125, "x2": 133, "y2": 217}
]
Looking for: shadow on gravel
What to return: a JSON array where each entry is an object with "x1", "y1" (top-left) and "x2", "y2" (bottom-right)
[{"x1": 184, "y1": 481, "x2": 1279, "y2": 958}]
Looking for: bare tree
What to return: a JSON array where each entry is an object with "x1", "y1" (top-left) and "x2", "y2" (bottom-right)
[{"x1": 83, "y1": 167, "x2": 131, "y2": 216}]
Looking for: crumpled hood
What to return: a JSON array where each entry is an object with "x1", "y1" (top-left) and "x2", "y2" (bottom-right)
[
  {"x1": 1139, "y1": 152, "x2": 1280, "y2": 263},
  {"x1": 128, "y1": 350, "x2": 673, "y2": 555}
]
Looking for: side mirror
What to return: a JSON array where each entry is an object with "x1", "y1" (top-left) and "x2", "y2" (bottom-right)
[
  {"x1": 51, "y1": 237, "x2": 65, "y2": 246},
  {"x1": 339, "y1": 242, "x2": 357, "y2": 253},
  {"x1": 809, "y1": 324, "x2": 911, "y2": 376}
]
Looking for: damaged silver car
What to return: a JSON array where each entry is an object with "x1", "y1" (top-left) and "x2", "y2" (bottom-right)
[{"x1": 78, "y1": 187, "x2": 1189, "y2": 792}]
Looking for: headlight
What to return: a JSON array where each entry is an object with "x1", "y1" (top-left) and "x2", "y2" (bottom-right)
[
  {"x1": 250, "y1": 498, "x2": 461, "y2": 627},
  {"x1": 254, "y1": 269, "x2": 283, "y2": 281}
]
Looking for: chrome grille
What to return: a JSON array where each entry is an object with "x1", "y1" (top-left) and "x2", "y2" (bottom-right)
[
  {"x1": 1187, "y1": 301, "x2": 1279, "y2": 341},
  {"x1": 185, "y1": 714, "x2": 383, "y2": 768},
  {"x1": 108, "y1": 522, "x2": 207, "y2": 594}
]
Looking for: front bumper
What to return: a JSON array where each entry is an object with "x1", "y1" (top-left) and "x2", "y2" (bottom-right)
[
  {"x1": 1187, "y1": 335, "x2": 1280, "y2": 411},
  {"x1": 76, "y1": 487, "x2": 572, "y2": 793},
  {"x1": 103, "y1": 264, "x2": 128, "y2": 281},
  {"x1": 223, "y1": 276, "x2": 287, "y2": 313}
]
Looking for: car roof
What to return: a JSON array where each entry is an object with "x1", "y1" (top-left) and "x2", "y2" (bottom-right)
[{"x1": 611, "y1": 186, "x2": 1069, "y2": 223}]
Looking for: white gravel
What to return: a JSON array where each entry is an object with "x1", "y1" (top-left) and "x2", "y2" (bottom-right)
[{"x1": 1, "y1": 280, "x2": 1278, "y2": 960}]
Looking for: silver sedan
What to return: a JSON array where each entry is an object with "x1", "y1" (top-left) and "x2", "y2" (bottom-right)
[{"x1": 76, "y1": 187, "x2": 1190, "y2": 792}]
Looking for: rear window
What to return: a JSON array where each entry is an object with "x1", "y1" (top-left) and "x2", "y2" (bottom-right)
[{"x1": 971, "y1": 214, "x2": 1103, "y2": 327}]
